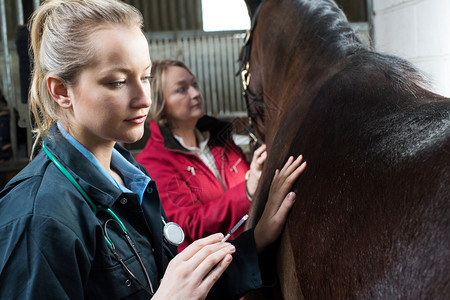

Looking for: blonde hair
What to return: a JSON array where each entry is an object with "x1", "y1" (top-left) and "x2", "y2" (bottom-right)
[
  {"x1": 149, "y1": 60, "x2": 196, "y2": 127},
  {"x1": 29, "y1": 0, "x2": 143, "y2": 150}
]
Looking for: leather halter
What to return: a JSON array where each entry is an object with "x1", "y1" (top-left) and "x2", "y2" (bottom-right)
[
  {"x1": 238, "y1": 0, "x2": 266, "y2": 107},
  {"x1": 238, "y1": 1, "x2": 266, "y2": 145}
]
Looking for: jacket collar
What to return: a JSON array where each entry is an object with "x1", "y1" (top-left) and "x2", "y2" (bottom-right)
[
  {"x1": 43, "y1": 123, "x2": 147, "y2": 208},
  {"x1": 150, "y1": 115, "x2": 233, "y2": 152}
]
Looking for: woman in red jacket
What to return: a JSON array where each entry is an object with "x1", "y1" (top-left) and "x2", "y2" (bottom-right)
[{"x1": 136, "y1": 60, "x2": 267, "y2": 251}]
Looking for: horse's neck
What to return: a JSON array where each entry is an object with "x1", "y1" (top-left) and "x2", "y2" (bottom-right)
[{"x1": 264, "y1": 55, "x2": 344, "y2": 147}]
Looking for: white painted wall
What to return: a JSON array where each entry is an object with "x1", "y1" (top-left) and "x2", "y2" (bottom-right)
[{"x1": 373, "y1": 0, "x2": 450, "y2": 97}]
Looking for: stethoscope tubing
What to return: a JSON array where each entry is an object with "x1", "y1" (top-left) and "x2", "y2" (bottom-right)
[
  {"x1": 42, "y1": 142, "x2": 127, "y2": 245},
  {"x1": 42, "y1": 142, "x2": 155, "y2": 294}
]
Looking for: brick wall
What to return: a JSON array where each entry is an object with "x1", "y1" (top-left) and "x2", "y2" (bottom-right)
[{"x1": 373, "y1": 0, "x2": 450, "y2": 97}]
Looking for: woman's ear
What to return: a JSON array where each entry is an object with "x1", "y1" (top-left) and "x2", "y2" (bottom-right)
[{"x1": 47, "y1": 75, "x2": 72, "y2": 108}]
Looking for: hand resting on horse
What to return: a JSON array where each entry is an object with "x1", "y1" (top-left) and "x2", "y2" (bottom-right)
[
  {"x1": 254, "y1": 155, "x2": 307, "y2": 253},
  {"x1": 245, "y1": 144, "x2": 267, "y2": 199},
  {"x1": 154, "y1": 155, "x2": 306, "y2": 299}
]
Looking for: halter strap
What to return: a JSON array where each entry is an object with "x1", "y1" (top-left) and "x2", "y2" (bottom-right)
[
  {"x1": 238, "y1": 0, "x2": 267, "y2": 132},
  {"x1": 238, "y1": 0, "x2": 266, "y2": 75},
  {"x1": 238, "y1": 0, "x2": 267, "y2": 111}
]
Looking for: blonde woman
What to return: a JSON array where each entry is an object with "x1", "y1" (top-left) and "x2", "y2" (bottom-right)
[
  {"x1": 136, "y1": 60, "x2": 267, "y2": 251},
  {"x1": 0, "y1": 0, "x2": 307, "y2": 299}
]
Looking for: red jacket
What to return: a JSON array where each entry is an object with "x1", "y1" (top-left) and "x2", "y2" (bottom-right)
[{"x1": 136, "y1": 116, "x2": 251, "y2": 251}]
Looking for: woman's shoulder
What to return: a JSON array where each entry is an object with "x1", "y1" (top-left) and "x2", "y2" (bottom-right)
[
  {"x1": 0, "y1": 172, "x2": 44, "y2": 223},
  {"x1": 197, "y1": 115, "x2": 231, "y2": 133},
  {"x1": 197, "y1": 116, "x2": 234, "y2": 147},
  {"x1": 0, "y1": 175, "x2": 58, "y2": 233},
  {"x1": 0, "y1": 154, "x2": 88, "y2": 227},
  {"x1": 1, "y1": 152, "x2": 48, "y2": 197}
]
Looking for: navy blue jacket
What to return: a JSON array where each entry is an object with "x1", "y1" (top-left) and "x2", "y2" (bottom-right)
[{"x1": 0, "y1": 124, "x2": 273, "y2": 299}]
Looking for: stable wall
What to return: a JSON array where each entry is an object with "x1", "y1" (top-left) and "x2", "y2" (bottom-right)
[{"x1": 373, "y1": 0, "x2": 450, "y2": 97}]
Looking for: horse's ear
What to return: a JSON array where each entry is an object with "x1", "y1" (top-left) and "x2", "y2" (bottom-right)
[{"x1": 245, "y1": 0, "x2": 262, "y2": 18}]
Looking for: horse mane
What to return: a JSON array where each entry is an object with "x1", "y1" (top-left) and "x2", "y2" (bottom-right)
[{"x1": 291, "y1": 0, "x2": 429, "y2": 96}]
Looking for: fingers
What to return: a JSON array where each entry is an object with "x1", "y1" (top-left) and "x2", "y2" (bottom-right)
[
  {"x1": 156, "y1": 234, "x2": 235, "y2": 299},
  {"x1": 186, "y1": 240, "x2": 235, "y2": 293},
  {"x1": 280, "y1": 155, "x2": 305, "y2": 177},
  {"x1": 253, "y1": 144, "x2": 266, "y2": 158},
  {"x1": 273, "y1": 155, "x2": 306, "y2": 190},
  {"x1": 191, "y1": 242, "x2": 235, "y2": 277},
  {"x1": 200, "y1": 254, "x2": 233, "y2": 292},
  {"x1": 268, "y1": 155, "x2": 306, "y2": 212},
  {"x1": 257, "y1": 150, "x2": 267, "y2": 164},
  {"x1": 271, "y1": 191, "x2": 297, "y2": 226},
  {"x1": 247, "y1": 145, "x2": 268, "y2": 197},
  {"x1": 254, "y1": 154, "x2": 307, "y2": 253},
  {"x1": 251, "y1": 144, "x2": 267, "y2": 166},
  {"x1": 177, "y1": 233, "x2": 225, "y2": 261},
  {"x1": 177, "y1": 233, "x2": 235, "y2": 281},
  {"x1": 284, "y1": 156, "x2": 307, "y2": 186}
]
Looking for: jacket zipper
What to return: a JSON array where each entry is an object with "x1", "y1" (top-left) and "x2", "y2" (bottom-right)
[{"x1": 219, "y1": 148, "x2": 227, "y2": 191}]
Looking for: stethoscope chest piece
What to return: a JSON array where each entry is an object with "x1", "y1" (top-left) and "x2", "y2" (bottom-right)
[{"x1": 163, "y1": 221, "x2": 185, "y2": 246}]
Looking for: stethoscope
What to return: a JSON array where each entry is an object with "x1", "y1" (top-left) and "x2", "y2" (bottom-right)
[{"x1": 42, "y1": 142, "x2": 184, "y2": 295}]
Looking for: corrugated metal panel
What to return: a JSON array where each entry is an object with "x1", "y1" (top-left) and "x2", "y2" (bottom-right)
[{"x1": 127, "y1": 0, "x2": 203, "y2": 31}]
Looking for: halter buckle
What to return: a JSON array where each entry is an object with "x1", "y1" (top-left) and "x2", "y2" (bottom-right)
[
  {"x1": 243, "y1": 29, "x2": 251, "y2": 46},
  {"x1": 241, "y1": 62, "x2": 251, "y2": 91}
]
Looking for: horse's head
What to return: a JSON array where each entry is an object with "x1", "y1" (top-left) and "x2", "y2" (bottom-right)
[
  {"x1": 238, "y1": 0, "x2": 365, "y2": 227},
  {"x1": 239, "y1": 0, "x2": 427, "y2": 150},
  {"x1": 238, "y1": 0, "x2": 354, "y2": 147}
]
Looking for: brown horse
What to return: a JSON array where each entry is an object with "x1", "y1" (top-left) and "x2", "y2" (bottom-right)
[{"x1": 240, "y1": 0, "x2": 450, "y2": 299}]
